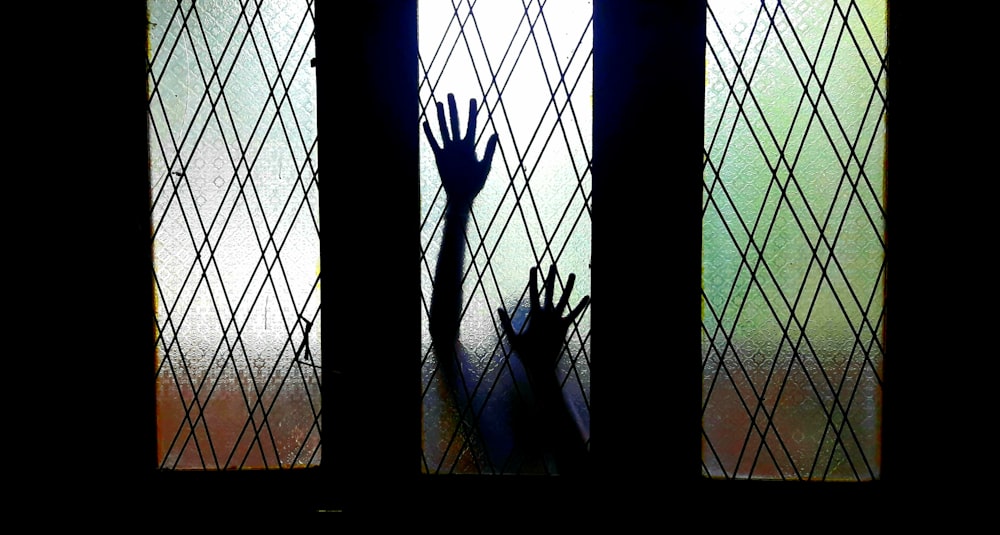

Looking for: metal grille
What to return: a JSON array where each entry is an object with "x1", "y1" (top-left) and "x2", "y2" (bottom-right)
[
  {"x1": 147, "y1": 0, "x2": 320, "y2": 469},
  {"x1": 702, "y1": 0, "x2": 886, "y2": 480},
  {"x1": 419, "y1": 0, "x2": 593, "y2": 474}
]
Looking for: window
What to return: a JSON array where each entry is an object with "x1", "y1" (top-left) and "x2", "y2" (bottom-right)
[
  {"x1": 702, "y1": 0, "x2": 886, "y2": 480},
  {"x1": 147, "y1": 0, "x2": 321, "y2": 470},
  {"x1": 109, "y1": 0, "x2": 947, "y2": 512},
  {"x1": 418, "y1": 0, "x2": 593, "y2": 475}
]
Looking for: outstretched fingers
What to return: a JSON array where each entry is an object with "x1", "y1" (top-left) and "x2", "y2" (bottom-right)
[
  {"x1": 498, "y1": 307, "x2": 516, "y2": 341},
  {"x1": 448, "y1": 93, "x2": 461, "y2": 143},
  {"x1": 481, "y1": 133, "x2": 499, "y2": 170},
  {"x1": 529, "y1": 266, "x2": 540, "y2": 311},
  {"x1": 567, "y1": 295, "x2": 591, "y2": 324},
  {"x1": 422, "y1": 121, "x2": 441, "y2": 154},
  {"x1": 556, "y1": 273, "x2": 576, "y2": 314},
  {"x1": 466, "y1": 98, "x2": 478, "y2": 142},
  {"x1": 435, "y1": 100, "x2": 449, "y2": 144},
  {"x1": 544, "y1": 264, "x2": 556, "y2": 309}
]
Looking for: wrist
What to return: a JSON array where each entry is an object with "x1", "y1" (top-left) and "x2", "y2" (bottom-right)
[
  {"x1": 524, "y1": 364, "x2": 561, "y2": 392},
  {"x1": 446, "y1": 198, "x2": 475, "y2": 215}
]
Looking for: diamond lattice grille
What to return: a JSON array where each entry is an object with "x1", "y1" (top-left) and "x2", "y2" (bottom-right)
[
  {"x1": 147, "y1": 0, "x2": 320, "y2": 470},
  {"x1": 419, "y1": 0, "x2": 593, "y2": 474},
  {"x1": 702, "y1": 0, "x2": 886, "y2": 480}
]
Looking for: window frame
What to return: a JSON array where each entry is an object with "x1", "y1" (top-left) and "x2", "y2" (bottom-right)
[{"x1": 85, "y1": 0, "x2": 956, "y2": 515}]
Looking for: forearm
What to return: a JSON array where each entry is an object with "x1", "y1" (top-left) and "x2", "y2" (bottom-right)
[
  {"x1": 527, "y1": 368, "x2": 589, "y2": 474},
  {"x1": 429, "y1": 203, "x2": 472, "y2": 352}
]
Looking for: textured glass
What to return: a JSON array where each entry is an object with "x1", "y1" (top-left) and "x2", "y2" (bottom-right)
[
  {"x1": 147, "y1": 0, "x2": 320, "y2": 469},
  {"x1": 703, "y1": 0, "x2": 886, "y2": 480},
  {"x1": 419, "y1": 0, "x2": 593, "y2": 474}
]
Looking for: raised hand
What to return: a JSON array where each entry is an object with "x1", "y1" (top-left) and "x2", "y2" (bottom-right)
[
  {"x1": 423, "y1": 93, "x2": 499, "y2": 209},
  {"x1": 499, "y1": 265, "x2": 590, "y2": 375}
]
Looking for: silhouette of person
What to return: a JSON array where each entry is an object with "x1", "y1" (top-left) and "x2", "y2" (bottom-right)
[{"x1": 425, "y1": 94, "x2": 590, "y2": 474}]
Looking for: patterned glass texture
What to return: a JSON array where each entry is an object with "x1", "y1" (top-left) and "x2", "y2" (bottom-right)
[
  {"x1": 702, "y1": 0, "x2": 886, "y2": 480},
  {"x1": 147, "y1": 0, "x2": 320, "y2": 469},
  {"x1": 419, "y1": 0, "x2": 593, "y2": 474}
]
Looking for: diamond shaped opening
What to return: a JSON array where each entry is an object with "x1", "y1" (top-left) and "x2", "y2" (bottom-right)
[
  {"x1": 419, "y1": 0, "x2": 593, "y2": 475},
  {"x1": 703, "y1": 0, "x2": 886, "y2": 481},
  {"x1": 148, "y1": 0, "x2": 321, "y2": 470}
]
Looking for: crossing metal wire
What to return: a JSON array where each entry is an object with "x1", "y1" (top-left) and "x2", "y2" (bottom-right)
[
  {"x1": 702, "y1": 0, "x2": 886, "y2": 481},
  {"x1": 419, "y1": 0, "x2": 593, "y2": 475},
  {"x1": 147, "y1": 0, "x2": 320, "y2": 470}
]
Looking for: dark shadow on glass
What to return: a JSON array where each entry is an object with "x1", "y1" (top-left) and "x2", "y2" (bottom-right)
[{"x1": 425, "y1": 93, "x2": 590, "y2": 475}]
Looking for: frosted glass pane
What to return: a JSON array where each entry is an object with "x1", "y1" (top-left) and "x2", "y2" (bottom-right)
[
  {"x1": 419, "y1": 0, "x2": 593, "y2": 474},
  {"x1": 148, "y1": 0, "x2": 320, "y2": 469},
  {"x1": 703, "y1": 0, "x2": 886, "y2": 480}
]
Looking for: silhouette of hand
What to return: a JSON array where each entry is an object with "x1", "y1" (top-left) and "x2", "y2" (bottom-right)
[
  {"x1": 423, "y1": 93, "x2": 499, "y2": 209},
  {"x1": 499, "y1": 265, "x2": 590, "y2": 375}
]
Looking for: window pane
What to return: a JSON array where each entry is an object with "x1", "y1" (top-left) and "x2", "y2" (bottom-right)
[
  {"x1": 703, "y1": 0, "x2": 886, "y2": 480},
  {"x1": 419, "y1": 0, "x2": 593, "y2": 474},
  {"x1": 147, "y1": 0, "x2": 320, "y2": 469}
]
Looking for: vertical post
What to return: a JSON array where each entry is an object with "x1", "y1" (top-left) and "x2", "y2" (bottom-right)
[
  {"x1": 594, "y1": 0, "x2": 706, "y2": 495},
  {"x1": 320, "y1": 1, "x2": 419, "y2": 513}
]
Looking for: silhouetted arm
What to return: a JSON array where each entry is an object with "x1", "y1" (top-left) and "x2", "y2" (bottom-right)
[
  {"x1": 425, "y1": 94, "x2": 499, "y2": 407},
  {"x1": 499, "y1": 265, "x2": 591, "y2": 474}
]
